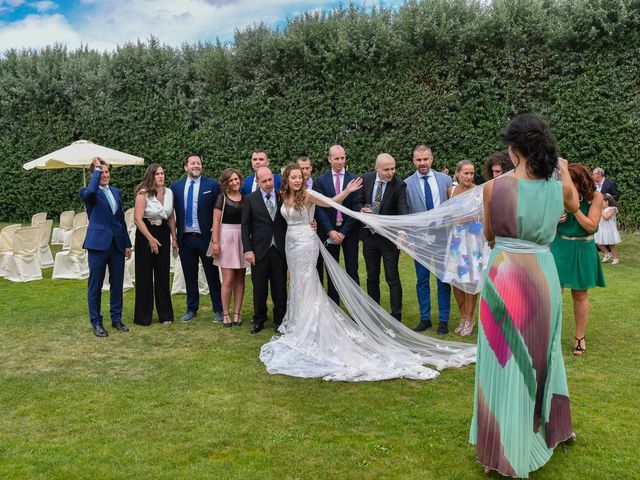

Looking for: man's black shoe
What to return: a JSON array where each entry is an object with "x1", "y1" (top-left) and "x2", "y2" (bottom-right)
[
  {"x1": 93, "y1": 324, "x2": 108, "y2": 337},
  {"x1": 251, "y1": 323, "x2": 264, "y2": 334},
  {"x1": 437, "y1": 321, "x2": 449, "y2": 335},
  {"x1": 113, "y1": 322, "x2": 130, "y2": 332},
  {"x1": 413, "y1": 319, "x2": 432, "y2": 332}
]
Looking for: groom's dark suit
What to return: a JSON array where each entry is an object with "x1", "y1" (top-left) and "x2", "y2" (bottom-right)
[
  {"x1": 355, "y1": 172, "x2": 409, "y2": 321},
  {"x1": 241, "y1": 189, "x2": 288, "y2": 329}
]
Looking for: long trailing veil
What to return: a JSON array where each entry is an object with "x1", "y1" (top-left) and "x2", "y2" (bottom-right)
[
  {"x1": 308, "y1": 184, "x2": 489, "y2": 295},
  {"x1": 303, "y1": 189, "x2": 483, "y2": 371}
]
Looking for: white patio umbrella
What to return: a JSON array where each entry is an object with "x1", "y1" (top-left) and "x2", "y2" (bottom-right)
[{"x1": 23, "y1": 140, "x2": 144, "y2": 185}]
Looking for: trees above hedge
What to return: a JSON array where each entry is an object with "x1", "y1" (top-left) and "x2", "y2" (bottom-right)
[{"x1": 1, "y1": 0, "x2": 638, "y2": 227}]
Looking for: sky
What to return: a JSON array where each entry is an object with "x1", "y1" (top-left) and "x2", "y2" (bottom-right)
[{"x1": 0, "y1": 0, "x2": 383, "y2": 53}]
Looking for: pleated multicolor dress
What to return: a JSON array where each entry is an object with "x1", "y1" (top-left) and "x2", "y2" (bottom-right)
[{"x1": 469, "y1": 175, "x2": 574, "y2": 478}]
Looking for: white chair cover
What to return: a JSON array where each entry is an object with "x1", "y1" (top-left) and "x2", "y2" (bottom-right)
[
  {"x1": 31, "y1": 212, "x2": 47, "y2": 226},
  {"x1": 0, "y1": 224, "x2": 21, "y2": 277},
  {"x1": 125, "y1": 208, "x2": 136, "y2": 245},
  {"x1": 171, "y1": 255, "x2": 209, "y2": 295},
  {"x1": 63, "y1": 212, "x2": 89, "y2": 250},
  {"x1": 3, "y1": 226, "x2": 42, "y2": 282},
  {"x1": 51, "y1": 210, "x2": 75, "y2": 244},
  {"x1": 52, "y1": 226, "x2": 88, "y2": 279},
  {"x1": 36, "y1": 219, "x2": 54, "y2": 268}
]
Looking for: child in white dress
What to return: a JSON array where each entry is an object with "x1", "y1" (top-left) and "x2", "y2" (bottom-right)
[{"x1": 595, "y1": 193, "x2": 621, "y2": 264}]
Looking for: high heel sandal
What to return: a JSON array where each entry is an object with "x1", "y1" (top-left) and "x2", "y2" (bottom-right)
[
  {"x1": 573, "y1": 336, "x2": 586, "y2": 356},
  {"x1": 454, "y1": 318, "x2": 467, "y2": 334},
  {"x1": 460, "y1": 318, "x2": 475, "y2": 337},
  {"x1": 233, "y1": 311, "x2": 242, "y2": 326},
  {"x1": 223, "y1": 313, "x2": 232, "y2": 327}
]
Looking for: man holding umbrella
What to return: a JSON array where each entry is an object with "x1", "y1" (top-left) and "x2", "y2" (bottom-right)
[{"x1": 80, "y1": 156, "x2": 132, "y2": 337}]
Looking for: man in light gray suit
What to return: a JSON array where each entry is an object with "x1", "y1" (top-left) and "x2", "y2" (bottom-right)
[{"x1": 405, "y1": 144, "x2": 453, "y2": 334}]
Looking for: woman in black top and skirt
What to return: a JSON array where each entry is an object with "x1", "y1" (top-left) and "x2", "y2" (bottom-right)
[{"x1": 210, "y1": 168, "x2": 249, "y2": 327}]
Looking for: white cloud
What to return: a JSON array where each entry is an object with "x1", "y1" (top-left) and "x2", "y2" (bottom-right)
[
  {"x1": 1, "y1": 0, "x2": 340, "y2": 52},
  {"x1": 0, "y1": 13, "x2": 80, "y2": 51},
  {"x1": 32, "y1": 1, "x2": 58, "y2": 13},
  {"x1": 77, "y1": 0, "x2": 335, "y2": 48}
]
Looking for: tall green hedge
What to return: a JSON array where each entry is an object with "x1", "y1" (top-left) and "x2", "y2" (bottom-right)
[{"x1": 1, "y1": 0, "x2": 638, "y2": 227}]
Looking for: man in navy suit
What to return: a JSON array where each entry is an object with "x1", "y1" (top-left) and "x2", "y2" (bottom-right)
[
  {"x1": 313, "y1": 144, "x2": 360, "y2": 304},
  {"x1": 80, "y1": 157, "x2": 132, "y2": 337},
  {"x1": 405, "y1": 145, "x2": 453, "y2": 334},
  {"x1": 240, "y1": 149, "x2": 281, "y2": 195},
  {"x1": 170, "y1": 153, "x2": 223, "y2": 323}
]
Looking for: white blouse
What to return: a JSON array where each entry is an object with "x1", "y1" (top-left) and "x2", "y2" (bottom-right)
[{"x1": 143, "y1": 188, "x2": 174, "y2": 225}]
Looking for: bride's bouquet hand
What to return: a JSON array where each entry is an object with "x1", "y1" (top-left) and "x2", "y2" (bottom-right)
[{"x1": 345, "y1": 177, "x2": 363, "y2": 193}]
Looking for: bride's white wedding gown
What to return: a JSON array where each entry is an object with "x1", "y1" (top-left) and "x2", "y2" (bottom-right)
[{"x1": 259, "y1": 204, "x2": 476, "y2": 382}]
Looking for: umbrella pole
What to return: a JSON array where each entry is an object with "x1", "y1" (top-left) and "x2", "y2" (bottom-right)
[{"x1": 83, "y1": 168, "x2": 86, "y2": 187}]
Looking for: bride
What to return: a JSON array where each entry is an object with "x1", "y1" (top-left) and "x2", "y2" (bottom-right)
[{"x1": 259, "y1": 164, "x2": 476, "y2": 382}]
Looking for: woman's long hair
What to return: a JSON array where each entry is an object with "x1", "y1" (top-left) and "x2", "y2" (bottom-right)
[
  {"x1": 569, "y1": 163, "x2": 596, "y2": 202},
  {"x1": 281, "y1": 163, "x2": 306, "y2": 211},
  {"x1": 500, "y1": 113, "x2": 557, "y2": 179},
  {"x1": 135, "y1": 163, "x2": 163, "y2": 196}
]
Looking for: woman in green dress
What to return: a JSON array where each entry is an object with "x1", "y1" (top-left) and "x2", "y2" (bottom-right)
[
  {"x1": 470, "y1": 114, "x2": 579, "y2": 477},
  {"x1": 550, "y1": 163, "x2": 604, "y2": 355}
]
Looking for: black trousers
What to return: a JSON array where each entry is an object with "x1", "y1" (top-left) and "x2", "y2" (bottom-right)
[
  {"x1": 362, "y1": 233, "x2": 402, "y2": 321},
  {"x1": 133, "y1": 220, "x2": 174, "y2": 325},
  {"x1": 251, "y1": 245, "x2": 287, "y2": 326}
]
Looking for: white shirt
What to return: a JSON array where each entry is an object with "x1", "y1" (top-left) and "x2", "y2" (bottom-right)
[
  {"x1": 419, "y1": 171, "x2": 442, "y2": 207},
  {"x1": 183, "y1": 176, "x2": 201, "y2": 233},
  {"x1": 143, "y1": 188, "x2": 174, "y2": 225}
]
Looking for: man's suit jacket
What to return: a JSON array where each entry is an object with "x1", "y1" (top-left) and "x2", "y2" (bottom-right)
[
  {"x1": 241, "y1": 173, "x2": 282, "y2": 195},
  {"x1": 405, "y1": 170, "x2": 452, "y2": 214},
  {"x1": 79, "y1": 168, "x2": 131, "y2": 252},
  {"x1": 241, "y1": 190, "x2": 287, "y2": 262},
  {"x1": 170, "y1": 176, "x2": 221, "y2": 244},
  {"x1": 313, "y1": 170, "x2": 360, "y2": 239},
  {"x1": 600, "y1": 178, "x2": 621, "y2": 200},
  {"x1": 355, "y1": 172, "x2": 409, "y2": 239}
]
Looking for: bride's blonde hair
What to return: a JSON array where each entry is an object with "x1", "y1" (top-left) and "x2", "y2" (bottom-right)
[{"x1": 281, "y1": 163, "x2": 306, "y2": 211}]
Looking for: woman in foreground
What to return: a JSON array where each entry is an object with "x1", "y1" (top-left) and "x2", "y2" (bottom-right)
[
  {"x1": 470, "y1": 114, "x2": 578, "y2": 477},
  {"x1": 260, "y1": 164, "x2": 476, "y2": 382}
]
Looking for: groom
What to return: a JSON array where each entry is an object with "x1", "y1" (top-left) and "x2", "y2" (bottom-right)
[{"x1": 241, "y1": 167, "x2": 288, "y2": 333}]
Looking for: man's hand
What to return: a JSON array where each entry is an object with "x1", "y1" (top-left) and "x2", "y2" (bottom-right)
[
  {"x1": 328, "y1": 230, "x2": 343, "y2": 245},
  {"x1": 395, "y1": 231, "x2": 407, "y2": 249},
  {"x1": 244, "y1": 251, "x2": 256, "y2": 266},
  {"x1": 311, "y1": 219, "x2": 318, "y2": 232},
  {"x1": 125, "y1": 248, "x2": 132, "y2": 260}
]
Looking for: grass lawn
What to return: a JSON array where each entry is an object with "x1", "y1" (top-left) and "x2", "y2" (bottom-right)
[{"x1": 1, "y1": 226, "x2": 638, "y2": 479}]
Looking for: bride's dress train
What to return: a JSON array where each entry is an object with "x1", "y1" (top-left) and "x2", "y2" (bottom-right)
[{"x1": 259, "y1": 204, "x2": 476, "y2": 382}]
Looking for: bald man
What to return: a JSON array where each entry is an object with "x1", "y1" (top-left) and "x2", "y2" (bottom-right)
[{"x1": 355, "y1": 153, "x2": 409, "y2": 322}]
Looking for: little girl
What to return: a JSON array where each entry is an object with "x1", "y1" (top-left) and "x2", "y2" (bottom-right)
[{"x1": 595, "y1": 193, "x2": 621, "y2": 264}]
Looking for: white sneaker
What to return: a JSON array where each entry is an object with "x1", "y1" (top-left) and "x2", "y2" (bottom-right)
[
  {"x1": 611, "y1": 258, "x2": 620, "y2": 265},
  {"x1": 601, "y1": 253, "x2": 612, "y2": 263}
]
